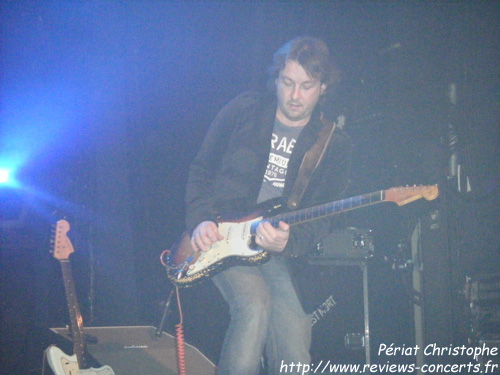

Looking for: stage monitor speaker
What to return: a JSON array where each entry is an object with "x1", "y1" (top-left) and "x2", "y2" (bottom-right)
[
  {"x1": 294, "y1": 264, "x2": 369, "y2": 365},
  {"x1": 50, "y1": 326, "x2": 216, "y2": 375}
]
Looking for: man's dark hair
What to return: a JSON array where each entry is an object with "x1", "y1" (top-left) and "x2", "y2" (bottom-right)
[{"x1": 268, "y1": 36, "x2": 339, "y2": 90}]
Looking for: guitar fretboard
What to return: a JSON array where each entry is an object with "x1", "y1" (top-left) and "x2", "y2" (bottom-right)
[
  {"x1": 60, "y1": 259, "x2": 87, "y2": 369},
  {"x1": 268, "y1": 190, "x2": 385, "y2": 227}
]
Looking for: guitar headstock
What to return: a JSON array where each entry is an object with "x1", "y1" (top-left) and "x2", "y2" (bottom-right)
[
  {"x1": 385, "y1": 185, "x2": 439, "y2": 206},
  {"x1": 51, "y1": 219, "x2": 75, "y2": 260}
]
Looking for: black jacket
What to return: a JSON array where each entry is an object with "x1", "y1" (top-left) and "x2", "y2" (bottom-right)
[{"x1": 185, "y1": 91, "x2": 352, "y2": 257}]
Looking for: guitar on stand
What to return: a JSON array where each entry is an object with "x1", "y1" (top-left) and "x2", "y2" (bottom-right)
[{"x1": 45, "y1": 219, "x2": 114, "y2": 375}]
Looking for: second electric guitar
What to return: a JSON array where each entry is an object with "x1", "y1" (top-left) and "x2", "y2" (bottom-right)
[{"x1": 45, "y1": 219, "x2": 114, "y2": 375}]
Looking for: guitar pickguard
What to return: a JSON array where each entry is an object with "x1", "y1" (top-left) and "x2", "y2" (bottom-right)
[{"x1": 186, "y1": 218, "x2": 265, "y2": 276}]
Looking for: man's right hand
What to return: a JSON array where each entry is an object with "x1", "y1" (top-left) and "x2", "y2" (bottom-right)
[{"x1": 190, "y1": 221, "x2": 224, "y2": 252}]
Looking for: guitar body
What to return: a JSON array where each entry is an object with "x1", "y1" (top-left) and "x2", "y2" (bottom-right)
[
  {"x1": 168, "y1": 216, "x2": 269, "y2": 286},
  {"x1": 45, "y1": 345, "x2": 115, "y2": 375}
]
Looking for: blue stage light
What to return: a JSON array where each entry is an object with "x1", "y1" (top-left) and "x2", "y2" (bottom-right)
[
  {"x1": 0, "y1": 169, "x2": 12, "y2": 185},
  {"x1": 0, "y1": 168, "x2": 20, "y2": 188}
]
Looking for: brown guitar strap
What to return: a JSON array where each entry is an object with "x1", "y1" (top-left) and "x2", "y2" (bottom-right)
[{"x1": 287, "y1": 114, "x2": 337, "y2": 210}]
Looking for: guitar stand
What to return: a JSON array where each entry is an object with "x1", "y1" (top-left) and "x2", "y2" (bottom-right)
[{"x1": 155, "y1": 289, "x2": 175, "y2": 337}]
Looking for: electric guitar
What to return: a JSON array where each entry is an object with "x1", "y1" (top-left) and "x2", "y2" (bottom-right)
[
  {"x1": 45, "y1": 219, "x2": 114, "y2": 375},
  {"x1": 166, "y1": 185, "x2": 439, "y2": 287}
]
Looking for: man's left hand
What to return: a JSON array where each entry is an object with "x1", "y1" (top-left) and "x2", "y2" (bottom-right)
[{"x1": 255, "y1": 221, "x2": 290, "y2": 253}]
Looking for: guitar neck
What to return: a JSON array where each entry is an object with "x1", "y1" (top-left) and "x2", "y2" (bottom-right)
[
  {"x1": 60, "y1": 259, "x2": 87, "y2": 369},
  {"x1": 268, "y1": 190, "x2": 385, "y2": 226}
]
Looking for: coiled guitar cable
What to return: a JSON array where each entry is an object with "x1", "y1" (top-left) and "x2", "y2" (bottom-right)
[
  {"x1": 160, "y1": 249, "x2": 188, "y2": 375},
  {"x1": 175, "y1": 287, "x2": 187, "y2": 375}
]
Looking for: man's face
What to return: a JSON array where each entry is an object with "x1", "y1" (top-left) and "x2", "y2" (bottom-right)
[{"x1": 275, "y1": 59, "x2": 326, "y2": 127}]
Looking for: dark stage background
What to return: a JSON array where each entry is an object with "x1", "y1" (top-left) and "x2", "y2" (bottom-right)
[{"x1": 1, "y1": 1, "x2": 499, "y2": 374}]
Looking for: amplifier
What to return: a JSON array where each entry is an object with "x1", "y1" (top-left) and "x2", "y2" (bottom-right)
[
  {"x1": 467, "y1": 274, "x2": 500, "y2": 306},
  {"x1": 466, "y1": 274, "x2": 500, "y2": 343},
  {"x1": 50, "y1": 326, "x2": 216, "y2": 375},
  {"x1": 307, "y1": 228, "x2": 374, "y2": 265}
]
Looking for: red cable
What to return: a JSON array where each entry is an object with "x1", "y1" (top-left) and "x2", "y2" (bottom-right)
[
  {"x1": 175, "y1": 323, "x2": 187, "y2": 375},
  {"x1": 160, "y1": 249, "x2": 170, "y2": 267},
  {"x1": 161, "y1": 249, "x2": 187, "y2": 374},
  {"x1": 175, "y1": 286, "x2": 187, "y2": 375}
]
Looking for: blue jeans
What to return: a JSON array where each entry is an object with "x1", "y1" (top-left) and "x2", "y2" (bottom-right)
[{"x1": 212, "y1": 255, "x2": 312, "y2": 375}]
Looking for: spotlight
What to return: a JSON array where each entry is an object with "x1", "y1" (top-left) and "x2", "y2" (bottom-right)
[
  {"x1": 0, "y1": 168, "x2": 21, "y2": 188},
  {"x1": 0, "y1": 169, "x2": 27, "y2": 228},
  {"x1": 0, "y1": 169, "x2": 11, "y2": 185}
]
